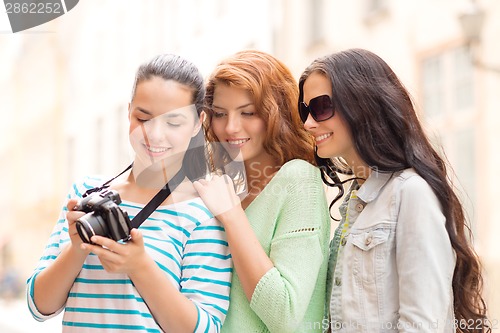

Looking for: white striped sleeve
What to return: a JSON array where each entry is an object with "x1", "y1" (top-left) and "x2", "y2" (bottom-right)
[
  {"x1": 26, "y1": 184, "x2": 79, "y2": 320},
  {"x1": 180, "y1": 203, "x2": 232, "y2": 333},
  {"x1": 26, "y1": 177, "x2": 98, "y2": 321}
]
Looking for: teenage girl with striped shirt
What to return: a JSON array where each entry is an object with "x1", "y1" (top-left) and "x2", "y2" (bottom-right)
[{"x1": 27, "y1": 54, "x2": 232, "y2": 333}]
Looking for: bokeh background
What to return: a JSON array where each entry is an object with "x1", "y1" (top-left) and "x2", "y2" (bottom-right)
[{"x1": 1, "y1": 0, "x2": 499, "y2": 331}]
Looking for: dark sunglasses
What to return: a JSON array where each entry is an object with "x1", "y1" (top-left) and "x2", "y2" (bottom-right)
[{"x1": 299, "y1": 94, "x2": 335, "y2": 123}]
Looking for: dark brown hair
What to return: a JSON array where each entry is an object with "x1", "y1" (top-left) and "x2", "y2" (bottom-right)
[
  {"x1": 299, "y1": 48, "x2": 489, "y2": 332},
  {"x1": 131, "y1": 54, "x2": 208, "y2": 181}
]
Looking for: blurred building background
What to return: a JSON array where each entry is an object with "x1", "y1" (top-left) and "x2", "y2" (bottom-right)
[{"x1": 0, "y1": 0, "x2": 498, "y2": 331}]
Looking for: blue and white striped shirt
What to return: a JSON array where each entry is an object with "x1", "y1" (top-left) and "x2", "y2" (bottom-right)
[{"x1": 27, "y1": 176, "x2": 232, "y2": 332}]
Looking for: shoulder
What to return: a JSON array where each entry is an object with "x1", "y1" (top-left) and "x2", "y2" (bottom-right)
[
  {"x1": 394, "y1": 169, "x2": 434, "y2": 195},
  {"x1": 268, "y1": 160, "x2": 325, "y2": 199},
  {"x1": 153, "y1": 197, "x2": 222, "y2": 239},
  {"x1": 174, "y1": 197, "x2": 218, "y2": 225},
  {"x1": 390, "y1": 168, "x2": 441, "y2": 209},
  {"x1": 276, "y1": 159, "x2": 320, "y2": 182},
  {"x1": 181, "y1": 198, "x2": 227, "y2": 241},
  {"x1": 269, "y1": 160, "x2": 327, "y2": 209},
  {"x1": 280, "y1": 158, "x2": 317, "y2": 173},
  {"x1": 69, "y1": 174, "x2": 109, "y2": 198}
]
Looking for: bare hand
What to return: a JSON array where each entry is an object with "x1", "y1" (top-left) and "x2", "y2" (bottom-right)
[
  {"x1": 193, "y1": 174, "x2": 242, "y2": 220},
  {"x1": 66, "y1": 199, "x2": 91, "y2": 256},
  {"x1": 81, "y1": 229, "x2": 150, "y2": 275}
]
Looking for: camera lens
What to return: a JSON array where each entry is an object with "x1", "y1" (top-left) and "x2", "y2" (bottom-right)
[
  {"x1": 76, "y1": 213, "x2": 109, "y2": 244},
  {"x1": 77, "y1": 222, "x2": 93, "y2": 243}
]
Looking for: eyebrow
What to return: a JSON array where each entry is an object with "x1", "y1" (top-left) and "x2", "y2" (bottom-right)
[
  {"x1": 212, "y1": 103, "x2": 254, "y2": 111},
  {"x1": 135, "y1": 107, "x2": 188, "y2": 118},
  {"x1": 135, "y1": 107, "x2": 153, "y2": 115},
  {"x1": 164, "y1": 112, "x2": 187, "y2": 119}
]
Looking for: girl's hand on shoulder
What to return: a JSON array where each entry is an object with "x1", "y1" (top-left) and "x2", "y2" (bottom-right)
[
  {"x1": 193, "y1": 174, "x2": 242, "y2": 221},
  {"x1": 81, "y1": 228, "x2": 151, "y2": 275}
]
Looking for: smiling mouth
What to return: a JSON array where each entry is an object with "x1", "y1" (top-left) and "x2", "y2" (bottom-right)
[
  {"x1": 315, "y1": 133, "x2": 332, "y2": 143},
  {"x1": 144, "y1": 145, "x2": 171, "y2": 154},
  {"x1": 227, "y1": 138, "x2": 250, "y2": 146}
]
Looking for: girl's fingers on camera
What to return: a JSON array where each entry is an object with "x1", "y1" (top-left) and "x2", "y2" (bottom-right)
[
  {"x1": 66, "y1": 210, "x2": 85, "y2": 225},
  {"x1": 130, "y1": 229, "x2": 144, "y2": 246},
  {"x1": 66, "y1": 198, "x2": 79, "y2": 211},
  {"x1": 66, "y1": 199, "x2": 83, "y2": 224},
  {"x1": 89, "y1": 235, "x2": 114, "y2": 249}
]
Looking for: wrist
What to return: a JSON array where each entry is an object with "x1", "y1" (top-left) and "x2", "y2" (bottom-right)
[
  {"x1": 128, "y1": 253, "x2": 156, "y2": 280},
  {"x1": 64, "y1": 242, "x2": 88, "y2": 264},
  {"x1": 216, "y1": 205, "x2": 245, "y2": 226}
]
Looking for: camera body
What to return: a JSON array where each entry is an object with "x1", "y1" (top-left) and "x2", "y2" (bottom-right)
[{"x1": 75, "y1": 189, "x2": 132, "y2": 244}]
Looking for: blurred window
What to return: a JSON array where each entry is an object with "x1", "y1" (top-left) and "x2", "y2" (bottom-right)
[
  {"x1": 422, "y1": 45, "x2": 474, "y2": 118},
  {"x1": 367, "y1": 0, "x2": 386, "y2": 13},
  {"x1": 420, "y1": 45, "x2": 477, "y2": 229},
  {"x1": 422, "y1": 55, "x2": 444, "y2": 118},
  {"x1": 453, "y1": 127, "x2": 477, "y2": 232},
  {"x1": 309, "y1": 0, "x2": 325, "y2": 45},
  {"x1": 453, "y1": 46, "x2": 474, "y2": 112}
]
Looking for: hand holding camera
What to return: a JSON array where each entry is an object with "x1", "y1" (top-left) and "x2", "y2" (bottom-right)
[
  {"x1": 65, "y1": 199, "x2": 91, "y2": 255},
  {"x1": 74, "y1": 189, "x2": 132, "y2": 245},
  {"x1": 70, "y1": 189, "x2": 152, "y2": 275}
]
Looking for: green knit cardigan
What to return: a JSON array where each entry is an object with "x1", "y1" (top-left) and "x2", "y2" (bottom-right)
[{"x1": 221, "y1": 159, "x2": 331, "y2": 333}]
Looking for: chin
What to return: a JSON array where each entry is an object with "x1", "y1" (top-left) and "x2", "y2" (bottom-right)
[
  {"x1": 223, "y1": 147, "x2": 244, "y2": 162},
  {"x1": 145, "y1": 161, "x2": 167, "y2": 171},
  {"x1": 316, "y1": 148, "x2": 331, "y2": 159},
  {"x1": 229, "y1": 152, "x2": 244, "y2": 162},
  {"x1": 134, "y1": 152, "x2": 170, "y2": 169}
]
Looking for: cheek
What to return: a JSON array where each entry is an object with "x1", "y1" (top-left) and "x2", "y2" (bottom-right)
[
  {"x1": 129, "y1": 121, "x2": 150, "y2": 143},
  {"x1": 211, "y1": 119, "x2": 225, "y2": 138},
  {"x1": 169, "y1": 127, "x2": 195, "y2": 146},
  {"x1": 128, "y1": 120, "x2": 142, "y2": 136},
  {"x1": 129, "y1": 123, "x2": 140, "y2": 140},
  {"x1": 336, "y1": 119, "x2": 354, "y2": 147},
  {"x1": 252, "y1": 120, "x2": 267, "y2": 140}
]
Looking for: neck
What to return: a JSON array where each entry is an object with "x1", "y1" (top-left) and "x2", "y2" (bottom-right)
[
  {"x1": 243, "y1": 155, "x2": 280, "y2": 194},
  {"x1": 348, "y1": 162, "x2": 371, "y2": 185},
  {"x1": 131, "y1": 158, "x2": 183, "y2": 190}
]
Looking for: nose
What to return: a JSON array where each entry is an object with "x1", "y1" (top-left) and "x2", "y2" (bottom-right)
[
  {"x1": 303, "y1": 113, "x2": 318, "y2": 132},
  {"x1": 225, "y1": 113, "x2": 241, "y2": 134},
  {"x1": 143, "y1": 117, "x2": 167, "y2": 143}
]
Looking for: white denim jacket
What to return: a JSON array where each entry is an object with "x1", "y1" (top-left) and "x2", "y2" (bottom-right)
[{"x1": 325, "y1": 169, "x2": 456, "y2": 333}]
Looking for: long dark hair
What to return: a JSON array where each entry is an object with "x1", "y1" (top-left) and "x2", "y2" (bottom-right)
[
  {"x1": 132, "y1": 54, "x2": 208, "y2": 181},
  {"x1": 298, "y1": 48, "x2": 489, "y2": 332}
]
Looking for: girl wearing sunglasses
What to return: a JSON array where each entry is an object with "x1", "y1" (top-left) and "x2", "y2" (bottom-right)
[
  {"x1": 298, "y1": 48, "x2": 489, "y2": 332},
  {"x1": 193, "y1": 50, "x2": 331, "y2": 332}
]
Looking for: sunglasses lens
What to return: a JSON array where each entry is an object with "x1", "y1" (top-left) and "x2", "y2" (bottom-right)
[
  {"x1": 299, "y1": 103, "x2": 309, "y2": 123},
  {"x1": 310, "y1": 95, "x2": 334, "y2": 121}
]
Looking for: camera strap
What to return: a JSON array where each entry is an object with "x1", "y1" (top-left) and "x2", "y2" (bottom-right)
[
  {"x1": 82, "y1": 163, "x2": 134, "y2": 198},
  {"x1": 83, "y1": 163, "x2": 186, "y2": 229},
  {"x1": 130, "y1": 168, "x2": 185, "y2": 229}
]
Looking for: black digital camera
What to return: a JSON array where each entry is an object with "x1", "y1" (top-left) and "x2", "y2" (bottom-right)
[{"x1": 75, "y1": 189, "x2": 132, "y2": 244}]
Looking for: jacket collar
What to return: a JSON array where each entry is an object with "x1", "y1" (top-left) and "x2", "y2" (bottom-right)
[{"x1": 356, "y1": 170, "x2": 395, "y2": 203}]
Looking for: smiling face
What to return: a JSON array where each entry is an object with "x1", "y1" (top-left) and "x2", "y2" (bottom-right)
[
  {"x1": 210, "y1": 84, "x2": 273, "y2": 167},
  {"x1": 302, "y1": 72, "x2": 360, "y2": 165},
  {"x1": 128, "y1": 77, "x2": 201, "y2": 172}
]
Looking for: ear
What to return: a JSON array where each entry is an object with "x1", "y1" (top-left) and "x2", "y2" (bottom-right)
[
  {"x1": 127, "y1": 102, "x2": 132, "y2": 121},
  {"x1": 192, "y1": 111, "x2": 206, "y2": 137},
  {"x1": 199, "y1": 110, "x2": 207, "y2": 124}
]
